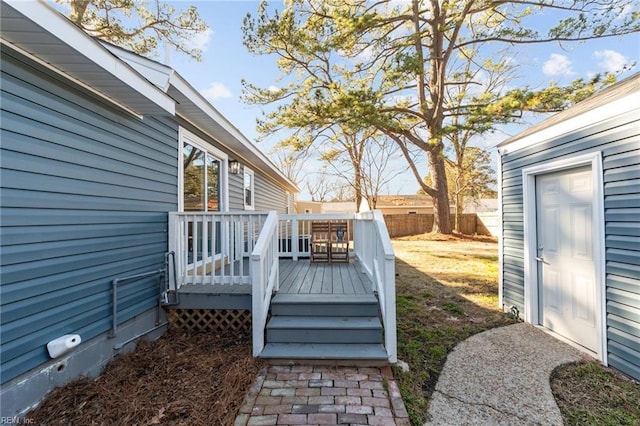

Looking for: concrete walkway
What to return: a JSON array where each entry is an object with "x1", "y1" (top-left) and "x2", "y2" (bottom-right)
[
  {"x1": 235, "y1": 365, "x2": 410, "y2": 425},
  {"x1": 425, "y1": 323, "x2": 586, "y2": 425}
]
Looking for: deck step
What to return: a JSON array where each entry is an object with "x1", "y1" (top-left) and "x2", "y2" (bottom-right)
[
  {"x1": 266, "y1": 316, "x2": 382, "y2": 343},
  {"x1": 260, "y1": 343, "x2": 388, "y2": 361},
  {"x1": 270, "y1": 293, "x2": 379, "y2": 317}
]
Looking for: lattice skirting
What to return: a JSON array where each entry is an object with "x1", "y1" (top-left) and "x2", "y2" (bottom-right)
[{"x1": 167, "y1": 309, "x2": 252, "y2": 333}]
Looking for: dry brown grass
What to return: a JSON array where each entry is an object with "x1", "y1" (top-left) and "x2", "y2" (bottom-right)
[
  {"x1": 551, "y1": 361, "x2": 640, "y2": 425},
  {"x1": 27, "y1": 331, "x2": 265, "y2": 426}
]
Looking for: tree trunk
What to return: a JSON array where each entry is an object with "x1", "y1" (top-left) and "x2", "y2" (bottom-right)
[
  {"x1": 69, "y1": 0, "x2": 91, "y2": 25},
  {"x1": 455, "y1": 193, "x2": 463, "y2": 233},
  {"x1": 428, "y1": 150, "x2": 452, "y2": 234},
  {"x1": 353, "y1": 167, "x2": 363, "y2": 213}
]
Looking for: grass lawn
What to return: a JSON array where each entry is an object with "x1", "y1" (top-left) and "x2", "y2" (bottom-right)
[
  {"x1": 552, "y1": 361, "x2": 640, "y2": 426},
  {"x1": 392, "y1": 233, "x2": 640, "y2": 426},
  {"x1": 391, "y1": 233, "x2": 516, "y2": 425}
]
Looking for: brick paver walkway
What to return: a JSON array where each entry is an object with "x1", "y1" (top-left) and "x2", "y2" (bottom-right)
[{"x1": 235, "y1": 365, "x2": 410, "y2": 426}]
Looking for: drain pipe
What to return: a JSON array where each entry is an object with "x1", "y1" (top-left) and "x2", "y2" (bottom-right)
[
  {"x1": 163, "y1": 251, "x2": 179, "y2": 305},
  {"x1": 113, "y1": 322, "x2": 168, "y2": 351},
  {"x1": 110, "y1": 269, "x2": 165, "y2": 339}
]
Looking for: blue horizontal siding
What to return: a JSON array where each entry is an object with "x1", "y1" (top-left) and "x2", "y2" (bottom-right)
[
  {"x1": 0, "y1": 46, "x2": 178, "y2": 383},
  {"x1": 255, "y1": 175, "x2": 288, "y2": 213},
  {"x1": 500, "y1": 104, "x2": 640, "y2": 380}
]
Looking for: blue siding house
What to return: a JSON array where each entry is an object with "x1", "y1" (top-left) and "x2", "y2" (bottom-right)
[
  {"x1": 1, "y1": 1, "x2": 400, "y2": 418},
  {"x1": 0, "y1": 0, "x2": 298, "y2": 416},
  {"x1": 498, "y1": 73, "x2": 640, "y2": 381}
]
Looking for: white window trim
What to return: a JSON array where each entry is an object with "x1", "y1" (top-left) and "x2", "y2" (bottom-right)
[
  {"x1": 521, "y1": 151, "x2": 606, "y2": 365},
  {"x1": 243, "y1": 167, "x2": 255, "y2": 211},
  {"x1": 178, "y1": 127, "x2": 229, "y2": 212}
]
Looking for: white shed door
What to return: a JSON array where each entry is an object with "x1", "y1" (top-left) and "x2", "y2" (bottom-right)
[{"x1": 536, "y1": 166, "x2": 597, "y2": 352}]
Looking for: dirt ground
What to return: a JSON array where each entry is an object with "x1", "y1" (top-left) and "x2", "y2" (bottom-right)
[{"x1": 27, "y1": 331, "x2": 264, "y2": 426}]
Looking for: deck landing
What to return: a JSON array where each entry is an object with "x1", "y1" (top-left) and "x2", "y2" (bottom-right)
[
  {"x1": 279, "y1": 259, "x2": 373, "y2": 294},
  {"x1": 172, "y1": 259, "x2": 373, "y2": 309}
]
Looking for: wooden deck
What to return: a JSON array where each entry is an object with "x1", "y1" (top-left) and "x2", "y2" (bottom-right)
[
  {"x1": 279, "y1": 259, "x2": 373, "y2": 294},
  {"x1": 175, "y1": 258, "x2": 373, "y2": 298}
]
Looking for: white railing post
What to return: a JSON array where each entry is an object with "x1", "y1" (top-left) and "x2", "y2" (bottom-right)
[
  {"x1": 354, "y1": 210, "x2": 397, "y2": 363},
  {"x1": 251, "y1": 255, "x2": 264, "y2": 356},
  {"x1": 291, "y1": 216, "x2": 299, "y2": 261},
  {"x1": 168, "y1": 212, "x2": 179, "y2": 290},
  {"x1": 251, "y1": 211, "x2": 279, "y2": 356},
  {"x1": 384, "y1": 251, "x2": 397, "y2": 362}
]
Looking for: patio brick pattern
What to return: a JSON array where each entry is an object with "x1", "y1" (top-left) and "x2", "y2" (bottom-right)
[{"x1": 235, "y1": 366, "x2": 410, "y2": 426}]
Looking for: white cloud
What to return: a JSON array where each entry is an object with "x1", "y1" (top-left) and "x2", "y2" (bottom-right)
[
  {"x1": 201, "y1": 82, "x2": 232, "y2": 101},
  {"x1": 593, "y1": 50, "x2": 629, "y2": 73},
  {"x1": 268, "y1": 85, "x2": 280, "y2": 92},
  {"x1": 185, "y1": 28, "x2": 213, "y2": 52},
  {"x1": 542, "y1": 54, "x2": 574, "y2": 76}
]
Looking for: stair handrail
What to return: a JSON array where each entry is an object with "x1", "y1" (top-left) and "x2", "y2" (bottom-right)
[
  {"x1": 251, "y1": 211, "x2": 280, "y2": 356},
  {"x1": 354, "y1": 210, "x2": 397, "y2": 362}
]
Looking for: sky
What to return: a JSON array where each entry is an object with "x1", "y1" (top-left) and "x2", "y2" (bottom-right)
[{"x1": 162, "y1": 2, "x2": 639, "y2": 198}]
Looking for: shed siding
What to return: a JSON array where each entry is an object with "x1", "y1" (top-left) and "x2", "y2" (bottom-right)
[
  {"x1": 0, "y1": 47, "x2": 178, "y2": 384},
  {"x1": 500, "y1": 110, "x2": 640, "y2": 380}
]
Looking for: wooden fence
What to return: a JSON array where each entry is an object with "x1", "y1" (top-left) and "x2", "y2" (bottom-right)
[{"x1": 382, "y1": 213, "x2": 499, "y2": 238}]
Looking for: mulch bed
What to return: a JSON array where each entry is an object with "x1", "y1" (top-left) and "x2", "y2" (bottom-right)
[{"x1": 27, "y1": 330, "x2": 265, "y2": 426}]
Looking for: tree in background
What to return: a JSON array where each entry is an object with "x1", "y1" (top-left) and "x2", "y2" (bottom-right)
[
  {"x1": 359, "y1": 138, "x2": 404, "y2": 210},
  {"x1": 446, "y1": 147, "x2": 496, "y2": 232},
  {"x1": 56, "y1": 0, "x2": 208, "y2": 60},
  {"x1": 242, "y1": 0, "x2": 638, "y2": 233},
  {"x1": 421, "y1": 146, "x2": 495, "y2": 232},
  {"x1": 305, "y1": 168, "x2": 334, "y2": 202},
  {"x1": 269, "y1": 137, "x2": 312, "y2": 185}
]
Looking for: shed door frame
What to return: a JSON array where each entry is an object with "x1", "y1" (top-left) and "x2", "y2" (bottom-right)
[{"x1": 522, "y1": 151, "x2": 607, "y2": 364}]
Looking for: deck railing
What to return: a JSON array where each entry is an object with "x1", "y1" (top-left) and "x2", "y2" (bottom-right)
[
  {"x1": 168, "y1": 212, "x2": 268, "y2": 289},
  {"x1": 354, "y1": 210, "x2": 397, "y2": 362},
  {"x1": 251, "y1": 211, "x2": 280, "y2": 355},
  {"x1": 168, "y1": 210, "x2": 396, "y2": 362},
  {"x1": 278, "y1": 214, "x2": 355, "y2": 259}
]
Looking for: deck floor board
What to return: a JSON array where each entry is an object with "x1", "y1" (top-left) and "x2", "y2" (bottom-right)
[
  {"x1": 178, "y1": 258, "x2": 374, "y2": 296},
  {"x1": 279, "y1": 259, "x2": 373, "y2": 295}
]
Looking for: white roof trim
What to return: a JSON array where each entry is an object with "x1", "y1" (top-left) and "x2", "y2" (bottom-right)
[
  {"x1": 99, "y1": 37, "x2": 298, "y2": 193},
  {"x1": 4, "y1": 0, "x2": 174, "y2": 115},
  {"x1": 499, "y1": 91, "x2": 639, "y2": 155},
  {"x1": 100, "y1": 42, "x2": 173, "y2": 92},
  {"x1": 168, "y1": 72, "x2": 297, "y2": 191}
]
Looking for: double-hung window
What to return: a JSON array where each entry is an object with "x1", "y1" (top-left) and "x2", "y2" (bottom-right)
[{"x1": 244, "y1": 167, "x2": 254, "y2": 210}]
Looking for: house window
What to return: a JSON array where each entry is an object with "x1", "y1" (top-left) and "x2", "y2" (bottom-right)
[
  {"x1": 179, "y1": 128, "x2": 228, "y2": 212},
  {"x1": 244, "y1": 168, "x2": 255, "y2": 210},
  {"x1": 179, "y1": 128, "x2": 228, "y2": 262},
  {"x1": 182, "y1": 145, "x2": 221, "y2": 211}
]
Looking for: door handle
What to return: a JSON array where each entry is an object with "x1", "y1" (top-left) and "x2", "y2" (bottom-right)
[{"x1": 535, "y1": 256, "x2": 548, "y2": 264}]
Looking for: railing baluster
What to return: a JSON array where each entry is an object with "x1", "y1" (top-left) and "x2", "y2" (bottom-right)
[
  {"x1": 170, "y1": 212, "x2": 270, "y2": 289},
  {"x1": 208, "y1": 216, "x2": 218, "y2": 285}
]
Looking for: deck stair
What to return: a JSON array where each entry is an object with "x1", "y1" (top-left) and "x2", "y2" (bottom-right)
[{"x1": 260, "y1": 293, "x2": 388, "y2": 362}]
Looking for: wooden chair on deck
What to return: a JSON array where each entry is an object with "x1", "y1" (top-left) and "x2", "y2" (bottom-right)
[
  {"x1": 310, "y1": 221, "x2": 331, "y2": 263},
  {"x1": 329, "y1": 221, "x2": 349, "y2": 263}
]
